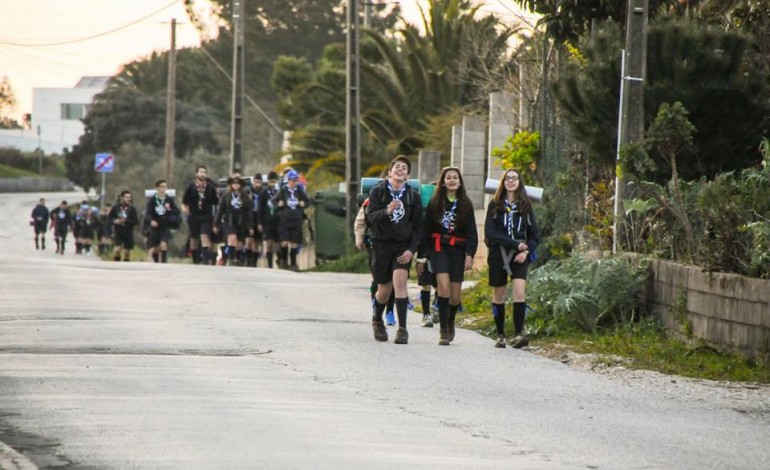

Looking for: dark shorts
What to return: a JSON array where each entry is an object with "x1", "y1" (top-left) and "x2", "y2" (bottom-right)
[
  {"x1": 488, "y1": 246, "x2": 528, "y2": 287},
  {"x1": 429, "y1": 244, "x2": 467, "y2": 283},
  {"x1": 417, "y1": 260, "x2": 435, "y2": 287},
  {"x1": 278, "y1": 220, "x2": 303, "y2": 245},
  {"x1": 114, "y1": 230, "x2": 135, "y2": 250},
  {"x1": 148, "y1": 227, "x2": 172, "y2": 247},
  {"x1": 371, "y1": 240, "x2": 412, "y2": 285},
  {"x1": 251, "y1": 218, "x2": 264, "y2": 242},
  {"x1": 187, "y1": 213, "x2": 213, "y2": 239},
  {"x1": 34, "y1": 222, "x2": 47, "y2": 235},
  {"x1": 222, "y1": 224, "x2": 248, "y2": 242},
  {"x1": 54, "y1": 226, "x2": 68, "y2": 239},
  {"x1": 263, "y1": 219, "x2": 279, "y2": 243}
]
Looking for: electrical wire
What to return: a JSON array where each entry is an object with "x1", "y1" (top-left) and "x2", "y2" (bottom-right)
[{"x1": 0, "y1": 0, "x2": 181, "y2": 47}]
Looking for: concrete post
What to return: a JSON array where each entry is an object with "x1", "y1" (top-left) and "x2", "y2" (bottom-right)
[
  {"x1": 487, "y1": 92, "x2": 517, "y2": 185},
  {"x1": 450, "y1": 125, "x2": 463, "y2": 168},
  {"x1": 460, "y1": 115, "x2": 486, "y2": 210},
  {"x1": 417, "y1": 150, "x2": 441, "y2": 185}
]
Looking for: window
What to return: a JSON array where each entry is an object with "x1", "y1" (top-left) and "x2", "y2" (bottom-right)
[{"x1": 60, "y1": 103, "x2": 88, "y2": 120}]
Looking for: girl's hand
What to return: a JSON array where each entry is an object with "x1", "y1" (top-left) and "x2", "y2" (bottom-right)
[
  {"x1": 515, "y1": 251, "x2": 528, "y2": 264},
  {"x1": 464, "y1": 255, "x2": 473, "y2": 271}
]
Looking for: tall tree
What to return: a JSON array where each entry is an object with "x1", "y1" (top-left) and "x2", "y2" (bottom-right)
[
  {"x1": 0, "y1": 77, "x2": 22, "y2": 129},
  {"x1": 552, "y1": 15, "x2": 770, "y2": 181}
]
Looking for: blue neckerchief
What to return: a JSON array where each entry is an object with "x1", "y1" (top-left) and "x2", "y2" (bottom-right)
[
  {"x1": 442, "y1": 198, "x2": 458, "y2": 231},
  {"x1": 387, "y1": 181, "x2": 406, "y2": 201},
  {"x1": 387, "y1": 181, "x2": 407, "y2": 223},
  {"x1": 504, "y1": 199, "x2": 518, "y2": 239},
  {"x1": 252, "y1": 192, "x2": 260, "y2": 212}
]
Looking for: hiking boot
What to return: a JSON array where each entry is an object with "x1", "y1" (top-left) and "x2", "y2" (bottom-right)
[
  {"x1": 509, "y1": 335, "x2": 529, "y2": 349},
  {"x1": 394, "y1": 327, "x2": 409, "y2": 344},
  {"x1": 494, "y1": 335, "x2": 506, "y2": 348},
  {"x1": 385, "y1": 311, "x2": 396, "y2": 326},
  {"x1": 438, "y1": 328, "x2": 450, "y2": 346},
  {"x1": 431, "y1": 312, "x2": 439, "y2": 325},
  {"x1": 420, "y1": 313, "x2": 433, "y2": 328},
  {"x1": 447, "y1": 320, "x2": 455, "y2": 343},
  {"x1": 372, "y1": 319, "x2": 388, "y2": 342}
]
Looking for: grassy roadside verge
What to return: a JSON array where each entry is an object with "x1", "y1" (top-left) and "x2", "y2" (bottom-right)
[{"x1": 457, "y1": 276, "x2": 770, "y2": 384}]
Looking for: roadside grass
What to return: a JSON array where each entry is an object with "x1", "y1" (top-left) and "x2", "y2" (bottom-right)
[
  {"x1": 457, "y1": 272, "x2": 770, "y2": 385},
  {"x1": 0, "y1": 162, "x2": 37, "y2": 177},
  {"x1": 311, "y1": 249, "x2": 370, "y2": 273}
]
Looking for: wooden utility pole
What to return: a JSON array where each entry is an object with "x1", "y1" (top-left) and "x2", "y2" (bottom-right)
[
  {"x1": 163, "y1": 18, "x2": 177, "y2": 185},
  {"x1": 613, "y1": 0, "x2": 649, "y2": 253},
  {"x1": 230, "y1": 0, "x2": 245, "y2": 175},
  {"x1": 345, "y1": 0, "x2": 361, "y2": 229}
]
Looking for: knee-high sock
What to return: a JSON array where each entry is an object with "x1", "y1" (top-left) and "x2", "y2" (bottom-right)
[
  {"x1": 493, "y1": 303, "x2": 506, "y2": 335},
  {"x1": 395, "y1": 298, "x2": 409, "y2": 329},
  {"x1": 372, "y1": 298, "x2": 386, "y2": 321},
  {"x1": 290, "y1": 248, "x2": 298, "y2": 266},
  {"x1": 513, "y1": 302, "x2": 526, "y2": 335},
  {"x1": 437, "y1": 296, "x2": 449, "y2": 329},
  {"x1": 420, "y1": 290, "x2": 431, "y2": 314}
]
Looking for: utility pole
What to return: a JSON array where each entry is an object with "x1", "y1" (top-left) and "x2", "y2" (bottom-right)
[
  {"x1": 345, "y1": 0, "x2": 361, "y2": 229},
  {"x1": 230, "y1": 0, "x2": 245, "y2": 175},
  {"x1": 164, "y1": 18, "x2": 177, "y2": 186},
  {"x1": 363, "y1": 1, "x2": 372, "y2": 29},
  {"x1": 613, "y1": 0, "x2": 649, "y2": 253}
]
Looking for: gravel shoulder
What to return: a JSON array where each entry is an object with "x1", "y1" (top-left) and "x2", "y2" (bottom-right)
[{"x1": 529, "y1": 343, "x2": 770, "y2": 421}]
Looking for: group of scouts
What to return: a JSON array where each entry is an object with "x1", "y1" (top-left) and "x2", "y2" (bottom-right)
[
  {"x1": 356, "y1": 155, "x2": 539, "y2": 349},
  {"x1": 30, "y1": 198, "x2": 123, "y2": 257},
  {"x1": 31, "y1": 155, "x2": 539, "y2": 349},
  {"x1": 178, "y1": 165, "x2": 311, "y2": 270},
  {"x1": 30, "y1": 164, "x2": 312, "y2": 269}
]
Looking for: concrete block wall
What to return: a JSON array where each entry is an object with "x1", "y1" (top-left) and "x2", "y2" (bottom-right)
[
  {"x1": 0, "y1": 177, "x2": 74, "y2": 193},
  {"x1": 649, "y1": 259, "x2": 770, "y2": 356}
]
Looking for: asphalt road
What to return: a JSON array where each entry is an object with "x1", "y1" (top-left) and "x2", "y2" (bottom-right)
[{"x1": 0, "y1": 191, "x2": 768, "y2": 470}]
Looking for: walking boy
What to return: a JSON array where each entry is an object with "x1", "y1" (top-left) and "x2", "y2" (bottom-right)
[{"x1": 366, "y1": 155, "x2": 422, "y2": 344}]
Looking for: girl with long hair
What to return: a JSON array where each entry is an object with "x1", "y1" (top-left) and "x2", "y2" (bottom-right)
[
  {"x1": 419, "y1": 167, "x2": 478, "y2": 345},
  {"x1": 484, "y1": 168, "x2": 540, "y2": 348}
]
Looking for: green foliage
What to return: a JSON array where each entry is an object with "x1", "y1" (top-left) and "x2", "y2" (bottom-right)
[
  {"x1": 620, "y1": 137, "x2": 770, "y2": 277},
  {"x1": 491, "y1": 131, "x2": 541, "y2": 186},
  {"x1": 526, "y1": 255, "x2": 651, "y2": 334},
  {"x1": 0, "y1": 162, "x2": 35, "y2": 177},
  {"x1": 510, "y1": 0, "x2": 680, "y2": 43},
  {"x1": 551, "y1": 15, "x2": 770, "y2": 182},
  {"x1": 0, "y1": 148, "x2": 65, "y2": 177},
  {"x1": 310, "y1": 250, "x2": 370, "y2": 274}
]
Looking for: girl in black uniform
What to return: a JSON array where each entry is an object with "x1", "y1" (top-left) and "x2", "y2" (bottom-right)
[
  {"x1": 484, "y1": 168, "x2": 540, "y2": 348},
  {"x1": 214, "y1": 175, "x2": 254, "y2": 266},
  {"x1": 419, "y1": 167, "x2": 477, "y2": 345}
]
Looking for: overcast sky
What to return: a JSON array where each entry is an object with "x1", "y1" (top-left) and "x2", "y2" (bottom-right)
[{"x1": 0, "y1": 0, "x2": 530, "y2": 120}]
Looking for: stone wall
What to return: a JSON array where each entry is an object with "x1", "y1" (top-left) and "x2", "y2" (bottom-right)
[
  {"x1": 649, "y1": 259, "x2": 770, "y2": 356},
  {"x1": 0, "y1": 177, "x2": 74, "y2": 193}
]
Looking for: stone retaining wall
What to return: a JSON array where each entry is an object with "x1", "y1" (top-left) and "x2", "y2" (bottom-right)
[
  {"x1": 0, "y1": 177, "x2": 74, "y2": 193},
  {"x1": 649, "y1": 259, "x2": 770, "y2": 356}
]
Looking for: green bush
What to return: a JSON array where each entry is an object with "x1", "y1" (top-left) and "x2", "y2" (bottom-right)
[
  {"x1": 311, "y1": 250, "x2": 370, "y2": 273},
  {"x1": 526, "y1": 255, "x2": 651, "y2": 335}
]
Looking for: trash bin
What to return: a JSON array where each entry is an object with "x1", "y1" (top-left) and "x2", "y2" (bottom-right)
[
  {"x1": 420, "y1": 184, "x2": 436, "y2": 207},
  {"x1": 313, "y1": 189, "x2": 347, "y2": 263}
]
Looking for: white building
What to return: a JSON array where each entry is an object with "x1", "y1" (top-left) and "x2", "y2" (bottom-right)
[{"x1": 0, "y1": 76, "x2": 109, "y2": 154}]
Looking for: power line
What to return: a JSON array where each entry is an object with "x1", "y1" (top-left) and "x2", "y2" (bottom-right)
[
  {"x1": 0, "y1": 0, "x2": 181, "y2": 47},
  {"x1": 198, "y1": 45, "x2": 282, "y2": 134}
]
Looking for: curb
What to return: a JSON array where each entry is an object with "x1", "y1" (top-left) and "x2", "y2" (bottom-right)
[{"x1": 0, "y1": 442, "x2": 37, "y2": 470}]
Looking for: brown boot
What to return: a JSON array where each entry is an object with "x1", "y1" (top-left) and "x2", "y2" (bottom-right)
[
  {"x1": 372, "y1": 319, "x2": 388, "y2": 342},
  {"x1": 447, "y1": 312, "x2": 456, "y2": 343},
  {"x1": 438, "y1": 328, "x2": 450, "y2": 346}
]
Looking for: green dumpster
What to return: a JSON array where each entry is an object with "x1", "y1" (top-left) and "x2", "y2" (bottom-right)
[{"x1": 313, "y1": 189, "x2": 347, "y2": 262}]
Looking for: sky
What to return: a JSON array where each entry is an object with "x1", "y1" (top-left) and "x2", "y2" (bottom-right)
[{"x1": 0, "y1": 0, "x2": 532, "y2": 121}]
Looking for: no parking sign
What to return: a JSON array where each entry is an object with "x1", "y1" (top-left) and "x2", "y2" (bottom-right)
[{"x1": 94, "y1": 153, "x2": 115, "y2": 173}]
